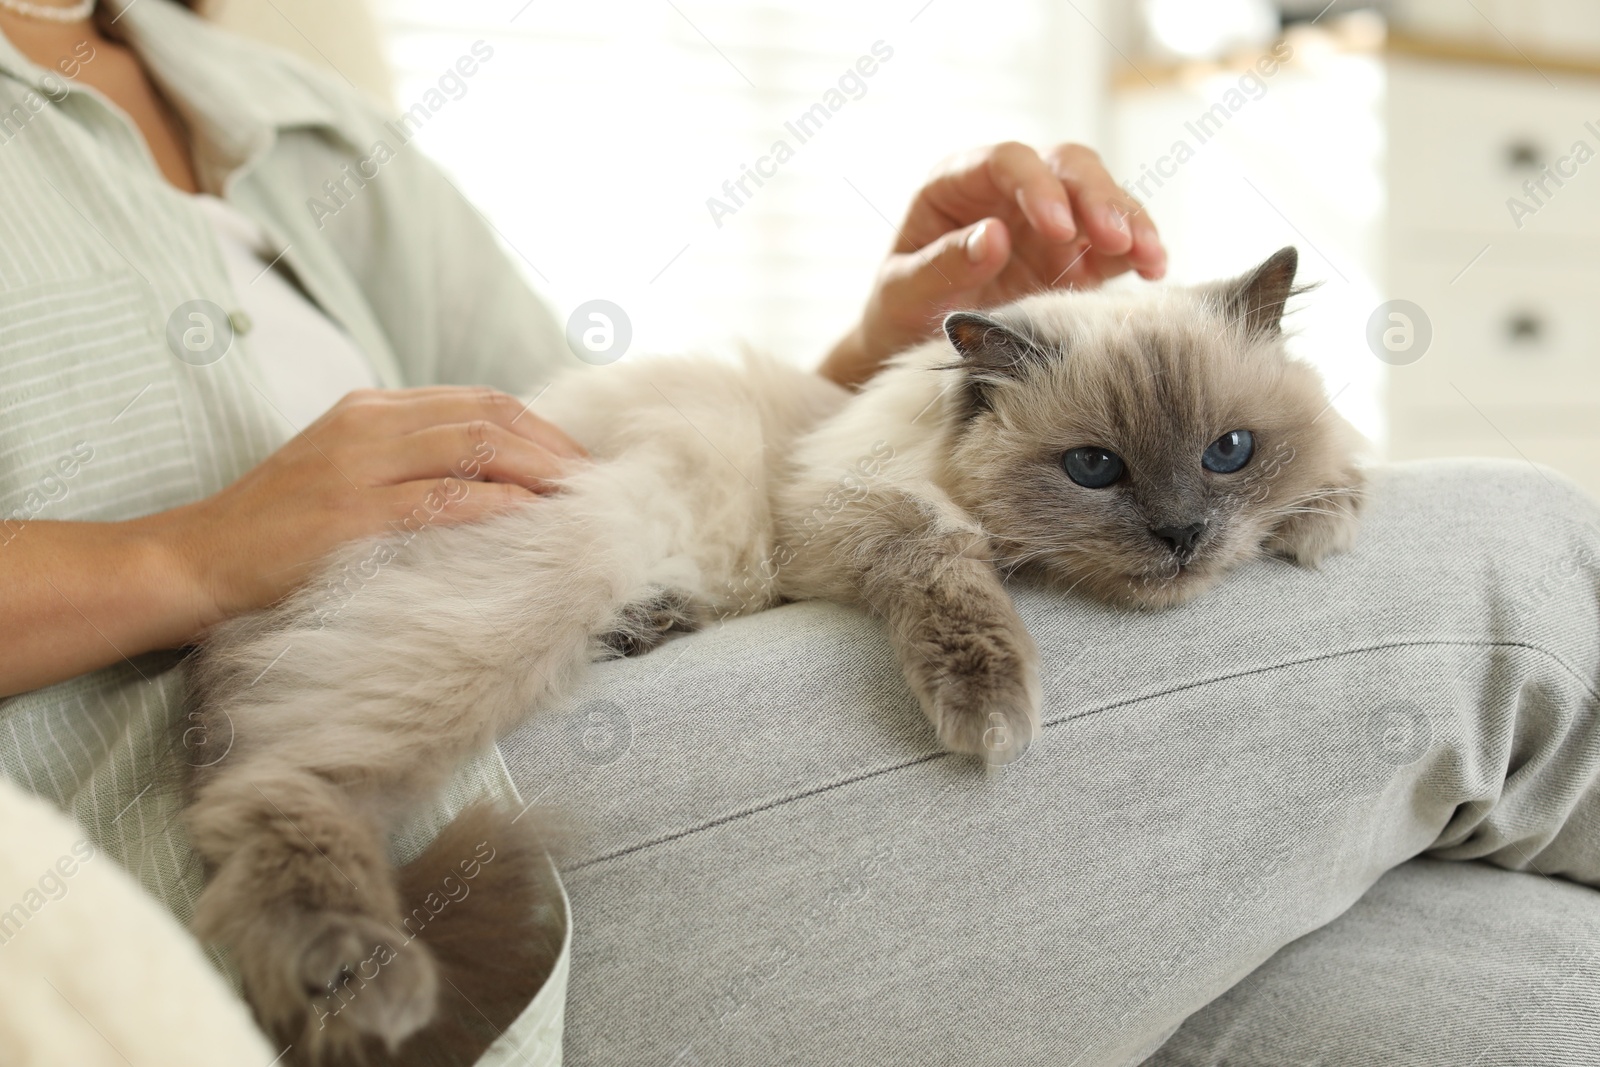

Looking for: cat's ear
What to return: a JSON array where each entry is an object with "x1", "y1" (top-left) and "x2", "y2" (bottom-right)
[
  {"x1": 943, "y1": 311, "x2": 1051, "y2": 385},
  {"x1": 1215, "y1": 246, "x2": 1303, "y2": 338}
]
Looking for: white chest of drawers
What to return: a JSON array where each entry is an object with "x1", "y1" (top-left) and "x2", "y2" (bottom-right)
[{"x1": 1384, "y1": 50, "x2": 1600, "y2": 499}]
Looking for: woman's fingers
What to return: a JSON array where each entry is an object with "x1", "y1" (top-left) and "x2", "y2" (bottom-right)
[
  {"x1": 901, "y1": 142, "x2": 1073, "y2": 252},
  {"x1": 311, "y1": 387, "x2": 589, "y2": 460},
  {"x1": 1044, "y1": 143, "x2": 1165, "y2": 279},
  {"x1": 1041, "y1": 144, "x2": 1134, "y2": 256},
  {"x1": 378, "y1": 477, "x2": 538, "y2": 529},
  {"x1": 159, "y1": 385, "x2": 580, "y2": 625},
  {"x1": 371, "y1": 421, "x2": 575, "y2": 491},
  {"x1": 982, "y1": 141, "x2": 1081, "y2": 243},
  {"x1": 908, "y1": 141, "x2": 1166, "y2": 293},
  {"x1": 881, "y1": 217, "x2": 1014, "y2": 316}
]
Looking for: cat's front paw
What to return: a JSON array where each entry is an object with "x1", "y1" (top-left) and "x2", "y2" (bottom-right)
[
  {"x1": 903, "y1": 614, "x2": 1043, "y2": 764},
  {"x1": 597, "y1": 586, "x2": 708, "y2": 658},
  {"x1": 1268, "y1": 472, "x2": 1365, "y2": 567},
  {"x1": 932, "y1": 670, "x2": 1041, "y2": 764}
]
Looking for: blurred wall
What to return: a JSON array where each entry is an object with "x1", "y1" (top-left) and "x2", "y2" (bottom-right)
[{"x1": 1107, "y1": 24, "x2": 1386, "y2": 443}]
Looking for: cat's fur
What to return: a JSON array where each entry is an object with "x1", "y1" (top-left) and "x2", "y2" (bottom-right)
[{"x1": 182, "y1": 246, "x2": 1364, "y2": 1062}]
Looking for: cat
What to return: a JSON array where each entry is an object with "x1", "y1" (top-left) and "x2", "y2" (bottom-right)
[{"x1": 181, "y1": 245, "x2": 1364, "y2": 1064}]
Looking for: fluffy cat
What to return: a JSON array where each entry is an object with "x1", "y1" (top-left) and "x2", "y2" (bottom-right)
[{"x1": 182, "y1": 245, "x2": 1364, "y2": 1063}]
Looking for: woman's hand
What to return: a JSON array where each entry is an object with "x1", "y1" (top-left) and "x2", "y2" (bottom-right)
[
  {"x1": 156, "y1": 387, "x2": 587, "y2": 627},
  {"x1": 820, "y1": 142, "x2": 1166, "y2": 387},
  {"x1": 0, "y1": 387, "x2": 585, "y2": 696}
]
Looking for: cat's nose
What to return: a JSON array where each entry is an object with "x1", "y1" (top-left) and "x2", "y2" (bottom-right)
[{"x1": 1151, "y1": 521, "x2": 1207, "y2": 556}]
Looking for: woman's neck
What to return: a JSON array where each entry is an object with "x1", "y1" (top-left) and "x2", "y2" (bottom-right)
[
  {"x1": 0, "y1": 3, "x2": 102, "y2": 75},
  {"x1": 0, "y1": 4, "x2": 201, "y2": 193}
]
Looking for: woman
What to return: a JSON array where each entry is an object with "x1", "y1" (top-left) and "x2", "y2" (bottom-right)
[{"x1": 0, "y1": 1, "x2": 1595, "y2": 1064}]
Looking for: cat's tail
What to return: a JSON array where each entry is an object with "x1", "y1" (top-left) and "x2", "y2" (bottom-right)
[{"x1": 287, "y1": 802, "x2": 566, "y2": 1067}]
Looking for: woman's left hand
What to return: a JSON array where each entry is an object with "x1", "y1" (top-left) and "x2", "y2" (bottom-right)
[{"x1": 821, "y1": 141, "x2": 1167, "y2": 387}]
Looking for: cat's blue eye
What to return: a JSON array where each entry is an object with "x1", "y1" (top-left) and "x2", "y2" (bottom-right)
[
  {"x1": 1202, "y1": 430, "x2": 1255, "y2": 474},
  {"x1": 1062, "y1": 447, "x2": 1125, "y2": 489}
]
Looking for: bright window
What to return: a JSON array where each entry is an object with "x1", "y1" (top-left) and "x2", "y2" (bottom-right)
[{"x1": 378, "y1": 0, "x2": 1108, "y2": 365}]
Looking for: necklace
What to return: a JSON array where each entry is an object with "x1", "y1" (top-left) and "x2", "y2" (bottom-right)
[{"x1": 0, "y1": 0, "x2": 96, "y2": 21}]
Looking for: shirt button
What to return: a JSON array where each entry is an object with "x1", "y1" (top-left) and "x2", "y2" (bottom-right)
[{"x1": 229, "y1": 310, "x2": 253, "y2": 335}]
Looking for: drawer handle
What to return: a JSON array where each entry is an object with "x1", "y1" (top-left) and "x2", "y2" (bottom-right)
[
  {"x1": 1505, "y1": 311, "x2": 1544, "y2": 344},
  {"x1": 1505, "y1": 140, "x2": 1544, "y2": 170}
]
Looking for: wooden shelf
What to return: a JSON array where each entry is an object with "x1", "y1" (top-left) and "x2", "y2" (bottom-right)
[
  {"x1": 1110, "y1": 20, "x2": 1600, "y2": 94},
  {"x1": 1386, "y1": 31, "x2": 1600, "y2": 80},
  {"x1": 1110, "y1": 16, "x2": 1382, "y2": 92}
]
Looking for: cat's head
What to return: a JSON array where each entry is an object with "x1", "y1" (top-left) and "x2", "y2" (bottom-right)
[{"x1": 940, "y1": 246, "x2": 1366, "y2": 609}]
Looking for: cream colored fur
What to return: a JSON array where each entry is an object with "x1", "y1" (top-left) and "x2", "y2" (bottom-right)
[
  {"x1": 183, "y1": 354, "x2": 850, "y2": 1060},
  {"x1": 0, "y1": 777, "x2": 274, "y2": 1065}
]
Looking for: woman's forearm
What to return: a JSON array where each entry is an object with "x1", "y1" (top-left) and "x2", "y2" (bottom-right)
[
  {"x1": 0, "y1": 387, "x2": 587, "y2": 698},
  {"x1": 0, "y1": 515, "x2": 207, "y2": 696}
]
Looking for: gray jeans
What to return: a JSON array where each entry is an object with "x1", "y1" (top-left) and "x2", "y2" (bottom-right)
[{"x1": 498, "y1": 460, "x2": 1600, "y2": 1065}]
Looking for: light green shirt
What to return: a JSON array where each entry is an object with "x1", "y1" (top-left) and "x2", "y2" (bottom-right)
[{"x1": 0, "y1": 1, "x2": 577, "y2": 1060}]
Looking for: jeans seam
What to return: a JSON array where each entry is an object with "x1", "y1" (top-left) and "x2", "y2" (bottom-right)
[{"x1": 1046, "y1": 637, "x2": 1600, "y2": 727}]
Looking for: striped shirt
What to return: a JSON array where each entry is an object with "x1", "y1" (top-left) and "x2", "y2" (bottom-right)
[{"x1": 0, "y1": 1, "x2": 577, "y2": 1060}]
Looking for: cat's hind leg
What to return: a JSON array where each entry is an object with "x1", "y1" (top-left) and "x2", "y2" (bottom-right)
[
  {"x1": 187, "y1": 763, "x2": 438, "y2": 1060},
  {"x1": 184, "y1": 458, "x2": 717, "y2": 1057}
]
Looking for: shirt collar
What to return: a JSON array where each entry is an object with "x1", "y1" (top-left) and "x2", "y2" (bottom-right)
[{"x1": 0, "y1": 0, "x2": 341, "y2": 192}]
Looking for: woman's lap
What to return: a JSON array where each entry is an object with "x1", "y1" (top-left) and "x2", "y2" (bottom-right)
[
  {"x1": 496, "y1": 459, "x2": 1600, "y2": 1066},
  {"x1": 1147, "y1": 857, "x2": 1600, "y2": 1066}
]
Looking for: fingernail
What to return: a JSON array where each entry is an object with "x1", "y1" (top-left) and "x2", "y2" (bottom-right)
[
  {"x1": 965, "y1": 220, "x2": 991, "y2": 263},
  {"x1": 1048, "y1": 201, "x2": 1075, "y2": 234},
  {"x1": 1105, "y1": 207, "x2": 1131, "y2": 237}
]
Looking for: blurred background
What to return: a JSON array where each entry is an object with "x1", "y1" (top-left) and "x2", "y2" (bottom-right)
[{"x1": 206, "y1": 0, "x2": 1600, "y2": 496}]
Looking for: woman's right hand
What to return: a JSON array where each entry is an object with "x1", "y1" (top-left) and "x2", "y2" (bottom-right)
[{"x1": 1, "y1": 387, "x2": 586, "y2": 696}]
